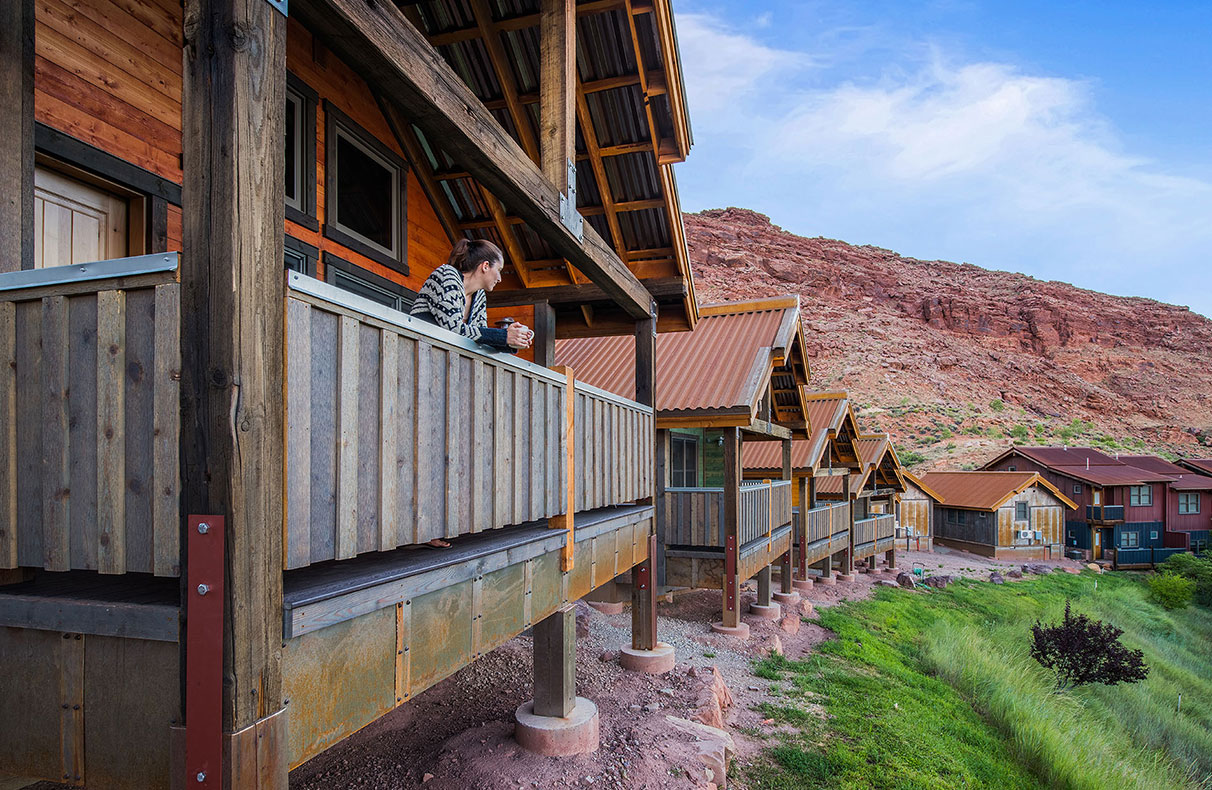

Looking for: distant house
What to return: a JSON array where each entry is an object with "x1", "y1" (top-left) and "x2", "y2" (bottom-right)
[
  {"x1": 899, "y1": 473, "x2": 944, "y2": 551},
  {"x1": 920, "y1": 471, "x2": 1075, "y2": 560},
  {"x1": 1119, "y1": 456, "x2": 1212, "y2": 555}
]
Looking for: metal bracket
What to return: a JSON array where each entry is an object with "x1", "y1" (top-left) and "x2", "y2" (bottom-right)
[
  {"x1": 186, "y1": 516, "x2": 224, "y2": 790},
  {"x1": 559, "y1": 159, "x2": 583, "y2": 240},
  {"x1": 264, "y1": 0, "x2": 287, "y2": 16}
]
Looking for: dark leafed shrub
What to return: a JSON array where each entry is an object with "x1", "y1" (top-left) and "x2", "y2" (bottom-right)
[
  {"x1": 1148, "y1": 572, "x2": 1195, "y2": 610},
  {"x1": 1030, "y1": 602, "x2": 1148, "y2": 691}
]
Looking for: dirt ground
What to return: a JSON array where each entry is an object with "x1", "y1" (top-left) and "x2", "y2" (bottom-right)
[{"x1": 12, "y1": 547, "x2": 1085, "y2": 790}]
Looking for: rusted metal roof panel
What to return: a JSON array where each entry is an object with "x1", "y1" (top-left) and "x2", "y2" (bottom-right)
[
  {"x1": 556, "y1": 299, "x2": 793, "y2": 413},
  {"x1": 1014, "y1": 446, "x2": 1124, "y2": 467},
  {"x1": 920, "y1": 471, "x2": 1076, "y2": 511},
  {"x1": 1118, "y1": 455, "x2": 1190, "y2": 477},
  {"x1": 1181, "y1": 458, "x2": 1212, "y2": 476},
  {"x1": 1050, "y1": 464, "x2": 1172, "y2": 487},
  {"x1": 1168, "y1": 475, "x2": 1212, "y2": 491}
]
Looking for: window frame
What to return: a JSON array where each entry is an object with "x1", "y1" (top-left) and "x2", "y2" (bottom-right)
[
  {"x1": 1072, "y1": 483, "x2": 1082, "y2": 495},
  {"x1": 285, "y1": 72, "x2": 319, "y2": 232},
  {"x1": 1121, "y1": 530, "x2": 1139, "y2": 548},
  {"x1": 670, "y1": 434, "x2": 699, "y2": 488},
  {"x1": 322, "y1": 252, "x2": 416, "y2": 314},
  {"x1": 1129, "y1": 485, "x2": 1153, "y2": 507},
  {"x1": 1015, "y1": 501, "x2": 1029, "y2": 521},
  {"x1": 1178, "y1": 492, "x2": 1201, "y2": 515},
  {"x1": 323, "y1": 101, "x2": 409, "y2": 273},
  {"x1": 284, "y1": 235, "x2": 319, "y2": 277}
]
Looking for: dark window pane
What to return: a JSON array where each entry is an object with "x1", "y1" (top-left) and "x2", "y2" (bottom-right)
[
  {"x1": 336, "y1": 132, "x2": 394, "y2": 252},
  {"x1": 285, "y1": 95, "x2": 298, "y2": 203}
]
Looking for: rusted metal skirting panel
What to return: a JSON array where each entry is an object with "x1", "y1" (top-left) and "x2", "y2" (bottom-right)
[{"x1": 185, "y1": 515, "x2": 224, "y2": 790}]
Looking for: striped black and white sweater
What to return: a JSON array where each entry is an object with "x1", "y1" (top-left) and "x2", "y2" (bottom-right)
[{"x1": 410, "y1": 264, "x2": 510, "y2": 349}]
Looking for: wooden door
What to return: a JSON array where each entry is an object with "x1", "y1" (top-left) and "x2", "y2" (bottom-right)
[
  {"x1": 34, "y1": 166, "x2": 128, "y2": 268},
  {"x1": 1093, "y1": 528, "x2": 1102, "y2": 560}
]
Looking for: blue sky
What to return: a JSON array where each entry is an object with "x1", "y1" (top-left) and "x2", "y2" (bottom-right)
[{"x1": 673, "y1": 1, "x2": 1212, "y2": 317}]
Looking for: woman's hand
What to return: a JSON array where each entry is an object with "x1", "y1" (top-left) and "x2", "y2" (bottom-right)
[{"x1": 506, "y1": 322, "x2": 534, "y2": 349}]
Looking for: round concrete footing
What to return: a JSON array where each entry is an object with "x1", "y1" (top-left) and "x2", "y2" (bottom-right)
[
  {"x1": 710, "y1": 621, "x2": 750, "y2": 639},
  {"x1": 792, "y1": 578, "x2": 814, "y2": 592},
  {"x1": 748, "y1": 602, "x2": 781, "y2": 620},
  {"x1": 883, "y1": 566, "x2": 898, "y2": 574},
  {"x1": 836, "y1": 573, "x2": 856, "y2": 583},
  {"x1": 817, "y1": 576, "x2": 837, "y2": 586},
  {"x1": 619, "y1": 642, "x2": 676, "y2": 674},
  {"x1": 771, "y1": 591, "x2": 800, "y2": 606},
  {"x1": 514, "y1": 698, "x2": 600, "y2": 756},
  {"x1": 587, "y1": 600, "x2": 625, "y2": 615}
]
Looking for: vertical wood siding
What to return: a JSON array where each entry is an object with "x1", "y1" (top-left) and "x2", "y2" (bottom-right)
[
  {"x1": 572, "y1": 386, "x2": 654, "y2": 512},
  {"x1": 3, "y1": 281, "x2": 180, "y2": 575},
  {"x1": 664, "y1": 480, "x2": 791, "y2": 548}
]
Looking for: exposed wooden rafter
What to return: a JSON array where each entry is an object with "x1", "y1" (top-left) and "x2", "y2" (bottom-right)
[
  {"x1": 426, "y1": 0, "x2": 626, "y2": 46},
  {"x1": 575, "y1": 77, "x2": 626, "y2": 263}
]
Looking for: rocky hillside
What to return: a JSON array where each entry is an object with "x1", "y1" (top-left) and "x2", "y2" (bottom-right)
[{"x1": 686, "y1": 208, "x2": 1212, "y2": 470}]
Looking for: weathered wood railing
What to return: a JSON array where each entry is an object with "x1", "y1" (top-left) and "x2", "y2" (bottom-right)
[
  {"x1": 854, "y1": 513, "x2": 895, "y2": 549},
  {"x1": 573, "y1": 382, "x2": 654, "y2": 512},
  {"x1": 0, "y1": 255, "x2": 182, "y2": 576},
  {"x1": 875, "y1": 513, "x2": 895, "y2": 540},
  {"x1": 284, "y1": 273, "x2": 654, "y2": 569},
  {"x1": 802, "y1": 501, "x2": 851, "y2": 545},
  {"x1": 665, "y1": 480, "x2": 792, "y2": 548}
]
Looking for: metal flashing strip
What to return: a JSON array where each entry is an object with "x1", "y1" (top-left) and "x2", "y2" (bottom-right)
[
  {"x1": 0, "y1": 252, "x2": 179, "y2": 292},
  {"x1": 574, "y1": 378, "x2": 655, "y2": 414},
  {"x1": 265, "y1": 0, "x2": 287, "y2": 16},
  {"x1": 288, "y1": 271, "x2": 567, "y2": 385},
  {"x1": 573, "y1": 505, "x2": 653, "y2": 543}
]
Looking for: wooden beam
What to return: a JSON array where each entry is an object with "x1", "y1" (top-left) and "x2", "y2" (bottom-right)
[
  {"x1": 722, "y1": 427, "x2": 741, "y2": 628},
  {"x1": 575, "y1": 77, "x2": 627, "y2": 262},
  {"x1": 484, "y1": 191, "x2": 531, "y2": 288},
  {"x1": 181, "y1": 0, "x2": 287, "y2": 773},
  {"x1": 532, "y1": 301, "x2": 556, "y2": 367},
  {"x1": 295, "y1": 0, "x2": 653, "y2": 318},
  {"x1": 0, "y1": 0, "x2": 34, "y2": 272},
  {"x1": 491, "y1": 70, "x2": 667, "y2": 110},
  {"x1": 469, "y1": 0, "x2": 540, "y2": 163},
  {"x1": 538, "y1": 0, "x2": 580, "y2": 286},
  {"x1": 488, "y1": 276, "x2": 686, "y2": 306}
]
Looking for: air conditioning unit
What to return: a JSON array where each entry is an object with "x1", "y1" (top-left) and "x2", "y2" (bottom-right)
[{"x1": 1017, "y1": 530, "x2": 1033, "y2": 541}]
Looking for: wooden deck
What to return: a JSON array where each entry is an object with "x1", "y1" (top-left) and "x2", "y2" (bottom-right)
[
  {"x1": 662, "y1": 479, "x2": 792, "y2": 548},
  {"x1": 796, "y1": 501, "x2": 851, "y2": 567}
]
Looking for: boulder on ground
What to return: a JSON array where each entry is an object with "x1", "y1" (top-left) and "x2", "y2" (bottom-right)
[
  {"x1": 687, "y1": 665, "x2": 734, "y2": 730},
  {"x1": 896, "y1": 572, "x2": 917, "y2": 589},
  {"x1": 923, "y1": 574, "x2": 956, "y2": 589},
  {"x1": 666, "y1": 716, "x2": 736, "y2": 788},
  {"x1": 1025, "y1": 564, "x2": 1052, "y2": 575},
  {"x1": 1007, "y1": 568, "x2": 1023, "y2": 579},
  {"x1": 990, "y1": 572, "x2": 1005, "y2": 585},
  {"x1": 878, "y1": 580, "x2": 899, "y2": 588},
  {"x1": 763, "y1": 634, "x2": 784, "y2": 657},
  {"x1": 574, "y1": 600, "x2": 594, "y2": 638},
  {"x1": 1086, "y1": 563, "x2": 1102, "y2": 573},
  {"x1": 779, "y1": 614, "x2": 800, "y2": 635}
]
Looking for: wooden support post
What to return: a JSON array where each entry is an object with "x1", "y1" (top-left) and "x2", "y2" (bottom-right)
[
  {"x1": 181, "y1": 0, "x2": 287, "y2": 785},
  {"x1": 808, "y1": 474, "x2": 818, "y2": 510},
  {"x1": 756, "y1": 565, "x2": 772, "y2": 608},
  {"x1": 779, "y1": 551, "x2": 793, "y2": 595},
  {"x1": 533, "y1": 605, "x2": 576, "y2": 718},
  {"x1": 653, "y1": 428, "x2": 669, "y2": 588},
  {"x1": 781, "y1": 440, "x2": 792, "y2": 482},
  {"x1": 842, "y1": 475, "x2": 855, "y2": 575},
  {"x1": 539, "y1": 0, "x2": 576, "y2": 188},
  {"x1": 886, "y1": 547, "x2": 897, "y2": 569},
  {"x1": 796, "y1": 477, "x2": 809, "y2": 580},
  {"x1": 532, "y1": 302, "x2": 557, "y2": 368},
  {"x1": 816, "y1": 556, "x2": 832, "y2": 579},
  {"x1": 631, "y1": 314, "x2": 657, "y2": 648},
  {"x1": 0, "y1": 0, "x2": 34, "y2": 272},
  {"x1": 722, "y1": 427, "x2": 741, "y2": 628}
]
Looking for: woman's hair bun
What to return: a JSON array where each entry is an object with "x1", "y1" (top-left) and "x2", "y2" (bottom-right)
[{"x1": 448, "y1": 238, "x2": 503, "y2": 273}]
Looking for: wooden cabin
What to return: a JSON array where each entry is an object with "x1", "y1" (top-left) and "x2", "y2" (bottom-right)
[
  {"x1": 0, "y1": 0, "x2": 696, "y2": 786},
  {"x1": 921, "y1": 471, "x2": 1074, "y2": 560},
  {"x1": 898, "y1": 472, "x2": 944, "y2": 551},
  {"x1": 1116, "y1": 455, "x2": 1212, "y2": 560},
  {"x1": 555, "y1": 297, "x2": 811, "y2": 636},
  {"x1": 982, "y1": 447, "x2": 1189, "y2": 563},
  {"x1": 742, "y1": 392, "x2": 899, "y2": 585}
]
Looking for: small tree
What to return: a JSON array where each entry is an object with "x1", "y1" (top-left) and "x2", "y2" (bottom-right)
[{"x1": 1030, "y1": 602, "x2": 1148, "y2": 692}]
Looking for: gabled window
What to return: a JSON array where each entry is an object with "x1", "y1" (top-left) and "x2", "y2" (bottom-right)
[
  {"x1": 1129, "y1": 485, "x2": 1152, "y2": 507},
  {"x1": 670, "y1": 434, "x2": 699, "y2": 487},
  {"x1": 285, "y1": 74, "x2": 319, "y2": 230},
  {"x1": 1179, "y1": 492, "x2": 1201, "y2": 515},
  {"x1": 324, "y1": 102, "x2": 408, "y2": 272},
  {"x1": 1015, "y1": 501, "x2": 1029, "y2": 521}
]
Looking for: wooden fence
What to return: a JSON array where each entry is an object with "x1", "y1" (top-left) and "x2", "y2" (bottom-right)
[
  {"x1": 284, "y1": 274, "x2": 654, "y2": 569},
  {"x1": 664, "y1": 480, "x2": 792, "y2": 549},
  {"x1": 1, "y1": 258, "x2": 181, "y2": 576}
]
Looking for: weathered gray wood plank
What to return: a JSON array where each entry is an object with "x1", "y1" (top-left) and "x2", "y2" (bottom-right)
[
  {"x1": 378, "y1": 331, "x2": 399, "y2": 551},
  {"x1": 335, "y1": 314, "x2": 360, "y2": 559},
  {"x1": 15, "y1": 300, "x2": 42, "y2": 565},
  {"x1": 285, "y1": 297, "x2": 313, "y2": 569},
  {"x1": 41, "y1": 295, "x2": 71, "y2": 571},
  {"x1": 0, "y1": 301, "x2": 16, "y2": 568},
  {"x1": 395, "y1": 337, "x2": 417, "y2": 544},
  {"x1": 123, "y1": 287, "x2": 155, "y2": 574},
  {"x1": 356, "y1": 323, "x2": 380, "y2": 554},
  {"x1": 309, "y1": 309, "x2": 338, "y2": 563},
  {"x1": 95, "y1": 289, "x2": 125, "y2": 574},
  {"x1": 152, "y1": 284, "x2": 180, "y2": 577}
]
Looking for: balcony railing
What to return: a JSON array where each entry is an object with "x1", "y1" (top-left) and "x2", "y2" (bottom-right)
[
  {"x1": 664, "y1": 479, "x2": 792, "y2": 549},
  {"x1": 1086, "y1": 505, "x2": 1125, "y2": 522},
  {"x1": 854, "y1": 513, "x2": 896, "y2": 547},
  {"x1": 284, "y1": 273, "x2": 654, "y2": 568},
  {"x1": 801, "y1": 501, "x2": 851, "y2": 544}
]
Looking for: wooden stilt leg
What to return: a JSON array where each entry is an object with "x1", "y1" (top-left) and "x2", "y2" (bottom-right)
[
  {"x1": 630, "y1": 534, "x2": 657, "y2": 651},
  {"x1": 757, "y1": 566, "x2": 772, "y2": 608},
  {"x1": 779, "y1": 551, "x2": 793, "y2": 595},
  {"x1": 533, "y1": 605, "x2": 575, "y2": 718}
]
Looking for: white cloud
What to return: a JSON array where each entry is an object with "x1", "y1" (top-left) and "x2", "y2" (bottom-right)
[{"x1": 674, "y1": 15, "x2": 1212, "y2": 316}]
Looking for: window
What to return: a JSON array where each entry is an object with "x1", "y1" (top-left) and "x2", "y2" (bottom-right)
[
  {"x1": 1067, "y1": 530, "x2": 1074, "y2": 538},
  {"x1": 1150, "y1": 531, "x2": 1159, "y2": 540},
  {"x1": 1007, "y1": 465, "x2": 1017, "y2": 471},
  {"x1": 1015, "y1": 501, "x2": 1029, "y2": 521},
  {"x1": 1129, "y1": 485, "x2": 1152, "y2": 507},
  {"x1": 284, "y1": 235, "x2": 318, "y2": 276},
  {"x1": 34, "y1": 162, "x2": 144, "y2": 267},
  {"x1": 947, "y1": 509, "x2": 959, "y2": 524},
  {"x1": 324, "y1": 102, "x2": 408, "y2": 272},
  {"x1": 670, "y1": 434, "x2": 698, "y2": 487},
  {"x1": 323, "y1": 253, "x2": 416, "y2": 314},
  {"x1": 1121, "y1": 531, "x2": 1139, "y2": 548},
  {"x1": 1179, "y1": 493, "x2": 1201, "y2": 515},
  {"x1": 285, "y1": 74, "x2": 319, "y2": 230},
  {"x1": 1072, "y1": 483, "x2": 1082, "y2": 495}
]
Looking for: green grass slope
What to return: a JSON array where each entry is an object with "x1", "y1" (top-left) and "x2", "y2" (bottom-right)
[{"x1": 746, "y1": 572, "x2": 1212, "y2": 790}]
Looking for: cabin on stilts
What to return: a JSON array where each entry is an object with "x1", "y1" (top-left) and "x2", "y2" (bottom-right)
[
  {"x1": 0, "y1": 0, "x2": 696, "y2": 785},
  {"x1": 742, "y1": 391, "x2": 901, "y2": 587},
  {"x1": 554, "y1": 297, "x2": 812, "y2": 638}
]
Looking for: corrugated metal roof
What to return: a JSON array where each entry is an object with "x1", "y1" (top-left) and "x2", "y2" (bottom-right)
[
  {"x1": 1181, "y1": 458, "x2": 1212, "y2": 476},
  {"x1": 555, "y1": 297, "x2": 799, "y2": 414},
  {"x1": 1014, "y1": 446, "x2": 1125, "y2": 467},
  {"x1": 920, "y1": 471, "x2": 1077, "y2": 511},
  {"x1": 742, "y1": 392, "x2": 864, "y2": 475},
  {"x1": 1118, "y1": 455, "x2": 1190, "y2": 477},
  {"x1": 1169, "y1": 475, "x2": 1212, "y2": 491},
  {"x1": 903, "y1": 472, "x2": 945, "y2": 503},
  {"x1": 1050, "y1": 464, "x2": 1172, "y2": 487}
]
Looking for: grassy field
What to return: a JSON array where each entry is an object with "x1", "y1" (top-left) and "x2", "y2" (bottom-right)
[{"x1": 744, "y1": 571, "x2": 1212, "y2": 790}]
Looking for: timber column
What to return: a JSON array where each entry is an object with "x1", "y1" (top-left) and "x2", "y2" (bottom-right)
[
  {"x1": 181, "y1": 0, "x2": 288, "y2": 786},
  {"x1": 793, "y1": 475, "x2": 815, "y2": 592},
  {"x1": 838, "y1": 475, "x2": 856, "y2": 581},
  {"x1": 621, "y1": 313, "x2": 675, "y2": 673},
  {"x1": 711, "y1": 427, "x2": 749, "y2": 638},
  {"x1": 773, "y1": 438, "x2": 800, "y2": 606},
  {"x1": 0, "y1": 0, "x2": 34, "y2": 273}
]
